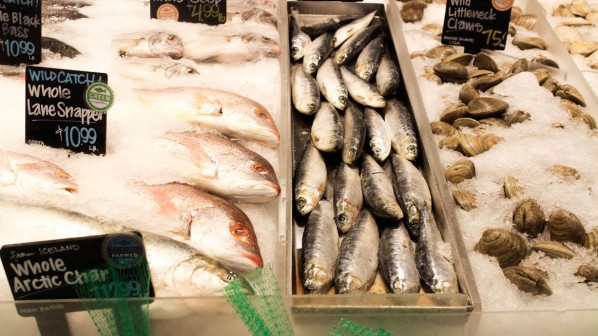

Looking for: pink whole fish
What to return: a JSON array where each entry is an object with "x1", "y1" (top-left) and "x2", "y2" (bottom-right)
[
  {"x1": 136, "y1": 87, "x2": 280, "y2": 147},
  {"x1": 138, "y1": 182, "x2": 263, "y2": 272},
  {"x1": 0, "y1": 150, "x2": 78, "y2": 199},
  {"x1": 160, "y1": 131, "x2": 280, "y2": 202}
]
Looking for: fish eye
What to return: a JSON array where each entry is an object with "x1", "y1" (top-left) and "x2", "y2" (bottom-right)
[
  {"x1": 231, "y1": 224, "x2": 249, "y2": 237},
  {"x1": 252, "y1": 163, "x2": 268, "y2": 174},
  {"x1": 256, "y1": 111, "x2": 268, "y2": 119}
]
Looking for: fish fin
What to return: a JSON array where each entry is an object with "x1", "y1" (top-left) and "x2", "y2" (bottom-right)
[
  {"x1": 147, "y1": 187, "x2": 180, "y2": 218},
  {"x1": 194, "y1": 93, "x2": 223, "y2": 116},
  {"x1": 166, "y1": 132, "x2": 219, "y2": 178}
]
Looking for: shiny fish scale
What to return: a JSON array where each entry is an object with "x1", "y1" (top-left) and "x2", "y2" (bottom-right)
[
  {"x1": 379, "y1": 222, "x2": 420, "y2": 293},
  {"x1": 292, "y1": 64, "x2": 320, "y2": 115},
  {"x1": 302, "y1": 200, "x2": 340, "y2": 294},
  {"x1": 302, "y1": 14, "x2": 362, "y2": 37},
  {"x1": 335, "y1": 24, "x2": 381, "y2": 65},
  {"x1": 333, "y1": 11, "x2": 376, "y2": 48},
  {"x1": 311, "y1": 102, "x2": 343, "y2": 152},
  {"x1": 376, "y1": 52, "x2": 401, "y2": 96},
  {"x1": 416, "y1": 208, "x2": 458, "y2": 294},
  {"x1": 294, "y1": 144, "x2": 327, "y2": 216},
  {"x1": 303, "y1": 32, "x2": 333, "y2": 75},
  {"x1": 342, "y1": 102, "x2": 366, "y2": 165},
  {"x1": 334, "y1": 163, "x2": 363, "y2": 234},
  {"x1": 360, "y1": 154, "x2": 404, "y2": 221},
  {"x1": 355, "y1": 36, "x2": 385, "y2": 81},
  {"x1": 385, "y1": 98, "x2": 418, "y2": 161},
  {"x1": 390, "y1": 154, "x2": 432, "y2": 239},
  {"x1": 335, "y1": 209, "x2": 380, "y2": 294},
  {"x1": 340, "y1": 66, "x2": 386, "y2": 108},
  {"x1": 364, "y1": 107, "x2": 391, "y2": 162},
  {"x1": 290, "y1": 7, "x2": 311, "y2": 61},
  {"x1": 317, "y1": 58, "x2": 348, "y2": 111}
]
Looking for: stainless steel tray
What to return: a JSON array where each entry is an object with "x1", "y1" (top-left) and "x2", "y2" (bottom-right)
[{"x1": 282, "y1": 0, "x2": 480, "y2": 314}]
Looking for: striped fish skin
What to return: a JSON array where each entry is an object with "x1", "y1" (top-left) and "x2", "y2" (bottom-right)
[
  {"x1": 333, "y1": 162, "x2": 363, "y2": 234},
  {"x1": 332, "y1": 11, "x2": 376, "y2": 48},
  {"x1": 385, "y1": 98, "x2": 418, "y2": 161},
  {"x1": 292, "y1": 64, "x2": 321, "y2": 115},
  {"x1": 376, "y1": 52, "x2": 402, "y2": 97},
  {"x1": 335, "y1": 24, "x2": 381, "y2": 66},
  {"x1": 294, "y1": 143, "x2": 327, "y2": 216},
  {"x1": 416, "y1": 208, "x2": 459, "y2": 294},
  {"x1": 303, "y1": 32, "x2": 333, "y2": 75},
  {"x1": 311, "y1": 102, "x2": 344, "y2": 153},
  {"x1": 355, "y1": 36, "x2": 385, "y2": 82},
  {"x1": 389, "y1": 154, "x2": 432, "y2": 239},
  {"x1": 341, "y1": 102, "x2": 366, "y2": 165},
  {"x1": 379, "y1": 222, "x2": 420, "y2": 293},
  {"x1": 360, "y1": 154, "x2": 404, "y2": 221},
  {"x1": 302, "y1": 200, "x2": 340, "y2": 294},
  {"x1": 316, "y1": 58, "x2": 348, "y2": 111},
  {"x1": 364, "y1": 107, "x2": 391, "y2": 163},
  {"x1": 340, "y1": 66, "x2": 386, "y2": 108},
  {"x1": 335, "y1": 209, "x2": 379, "y2": 294}
]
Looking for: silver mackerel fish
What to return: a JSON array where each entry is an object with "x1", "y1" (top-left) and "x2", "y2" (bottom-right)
[{"x1": 379, "y1": 222, "x2": 420, "y2": 293}]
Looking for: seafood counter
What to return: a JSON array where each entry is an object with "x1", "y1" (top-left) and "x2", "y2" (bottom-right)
[
  {"x1": 397, "y1": 0, "x2": 598, "y2": 314},
  {"x1": 0, "y1": 0, "x2": 285, "y2": 320},
  {"x1": 286, "y1": 1, "x2": 477, "y2": 311}
]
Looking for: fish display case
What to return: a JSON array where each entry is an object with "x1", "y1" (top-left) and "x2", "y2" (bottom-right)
[{"x1": 283, "y1": 0, "x2": 480, "y2": 321}]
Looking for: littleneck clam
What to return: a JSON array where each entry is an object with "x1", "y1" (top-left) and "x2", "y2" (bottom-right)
[
  {"x1": 503, "y1": 266, "x2": 552, "y2": 296},
  {"x1": 532, "y1": 55, "x2": 560, "y2": 69},
  {"x1": 453, "y1": 118, "x2": 480, "y2": 129},
  {"x1": 433, "y1": 61, "x2": 468, "y2": 83},
  {"x1": 575, "y1": 264, "x2": 598, "y2": 283},
  {"x1": 469, "y1": 74, "x2": 502, "y2": 91},
  {"x1": 504, "y1": 175, "x2": 525, "y2": 199},
  {"x1": 425, "y1": 45, "x2": 457, "y2": 59},
  {"x1": 512, "y1": 36, "x2": 547, "y2": 50},
  {"x1": 467, "y1": 97, "x2": 509, "y2": 119},
  {"x1": 508, "y1": 58, "x2": 528, "y2": 75},
  {"x1": 513, "y1": 199, "x2": 545, "y2": 238},
  {"x1": 533, "y1": 68, "x2": 551, "y2": 85},
  {"x1": 445, "y1": 159, "x2": 476, "y2": 184},
  {"x1": 568, "y1": 41, "x2": 598, "y2": 56},
  {"x1": 443, "y1": 52, "x2": 473, "y2": 66},
  {"x1": 548, "y1": 209, "x2": 586, "y2": 246},
  {"x1": 510, "y1": 14, "x2": 538, "y2": 31},
  {"x1": 532, "y1": 241, "x2": 575, "y2": 259},
  {"x1": 560, "y1": 99, "x2": 585, "y2": 118},
  {"x1": 401, "y1": 1, "x2": 427, "y2": 23},
  {"x1": 473, "y1": 52, "x2": 499, "y2": 72},
  {"x1": 474, "y1": 228, "x2": 528, "y2": 268},
  {"x1": 504, "y1": 109, "x2": 531, "y2": 126},
  {"x1": 452, "y1": 189, "x2": 476, "y2": 211},
  {"x1": 555, "y1": 84, "x2": 586, "y2": 107},
  {"x1": 439, "y1": 133, "x2": 461, "y2": 151},
  {"x1": 480, "y1": 118, "x2": 508, "y2": 127},
  {"x1": 585, "y1": 227, "x2": 598, "y2": 251},
  {"x1": 548, "y1": 165, "x2": 581, "y2": 181},
  {"x1": 430, "y1": 121, "x2": 456, "y2": 136},
  {"x1": 459, "y1": 84, "x2": 479, "y2": 105},
  {"x1": 440, "y1": 101, "x2": 469, "y2": 124}
]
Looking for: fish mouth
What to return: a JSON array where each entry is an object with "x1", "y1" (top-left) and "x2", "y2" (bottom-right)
[
  {"x1": 242, "y1": 253, "x2": 264, "y2": 267},
  {"x1": 255, "y1": 182, "x2": 280, "y2": 197}
]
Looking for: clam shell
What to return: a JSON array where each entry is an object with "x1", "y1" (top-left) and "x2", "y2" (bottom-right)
[
  {"x1": 423, "y1": 23, "x2": 443, "y2": 35},
  {"x1": 570, "y1": 3, "x2": 591, "y2": 17},
  {"x1": 453, "y1": 118, "x2": 480, "y2": 129},
  {"x1": 504, "y1": 175, "x2": 525, "y2": 199},
  {"x1": 554, "y1": 25, "x2": 582, "y2": 43},
  {"x1": 552, "y1": 122, "x2": 565, "y2": 129},
  {"x1": 513, "y1": 37, "x2": 547, "y2": 50},
  {"x1": 533, "y1": 69, "x2": 551, "y2": 85},
  {"x1": 479, "y1": 118, "x2": 508, "y2": 127},
  {"x1": 508, "y1": 25, "x2": 517, "y2": 37},
  {"x1": 443, "y1": 52, "x2": 474, "y2": 66},
  {"x1": 568, "y1": 41, "x2": 598, "y2": 56},
  {"x1": 458, "y1": 133, "x2": 488, "y2": 156},
  {"x1": 560, "y1": 100, "x2": 584, "y2": 118},
  {"x1": 511, "y1": 14, "x2": 538, "y2": 31},
  {"x1": 425, "y1": 45, "x2": 457, "y2": 59},
  {"x1": 445, "y1": 158, "x2": 476, "y2": 184},
  {"x1": 532, "y1": 241, "x2": 575, "y2": 259},
  {"x1": 509, "y1": 58, "x2": 529, "y2": 75},
  {"x1": 532, "y1": 55, "x2": 560, "y2": 69},
  {"x1": 474, "y1": 228, "x2": 528, "y2": 268},
  {"x1": 510, "y1": 6, "x2": 523, "y2": 19},
  {"x1": 452, "y1": 189, "x2": 476, "y2": 211},
  {"x1": 584, "y1": 227, "x2": 598, "y2": 251},
  {"x1": 503, "y1": 266, "x2": 552, "y2": 296},
  {"x1": 548, "y1": 164, "x2": 581, "y2": 181},
  {"x1": 504, "y1": 109, "x2": 531, "y2": 126},
  {"x1": 560, "y1": 17, "x2": 593, "y2": 26},
  {"x1": 470, "y1": 74, "x2": 502, "y2": 91},
  {"x1": 588, "y1": 50, "x2": 598, "y2": 70},
  {"x1": 579, "y1": 113, "x2": 597, "y2": 130},
  {"x1": 440, "y1": 101, "x2": 469, "y2": 124},
  {"x1": 410, "y1": 51, "x2": 425, "y2": 59},
  {"x1": 473, "y1": 52, "x2": 499, "y2": 72},
  {"x1": 439, "y1": 133, "x2": 461, "y2": 151},
  {"x1": 430, "y1": 121, "x2": 456, "y2": 136},
  {"x1": 468, "y1": 97, "x2": 509, "y2": 118},
  {"x1": 575, "y1": 264, "x2": 598, "y2": 283},
  {"x1": 548, "y1": 209, "x2": 586, "y2": 245},
  {"x1": 433, "y1": 61, "x2": 469, "y2": 83},
  {"x1": 401, "y1": 1, "x2": 427, "y2": 23},
  {"x1": 555, "y1": 84, "x2": 586, "y2": 107},
  {"x1": 422, "y1": 73, "x2": 443, "y2": 84},
  {"x1": 553, "y1": 5, "x2": 574, "y2": 17},
  {"x1": 481, "y1": 133, "x2": 502, "y2": 150},
  {"x1": 513, "y1": 199, "x2": 545, "y2": 238},
  {"x1": 542, "y1": 77, "x2": 560, "y2": 94},
  {"x1": 459, "y1": 84, "x2": 479, "y2": 104},
  {"x1": 468, "y1": 69, "x2": 494, "y2": 79}
]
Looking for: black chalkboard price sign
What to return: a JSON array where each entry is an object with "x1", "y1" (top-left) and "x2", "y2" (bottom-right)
[
  {"x1": 0, "y1": 0, "x2": 42, "y2": 65},
  {"x1": 150, "y1": 0, "x2": 227, "y2": 26},
  {"x1": 25, "y1": 66, "x2": 111, "y2": 155},
  {"x1": 441, "y1": 0, "x2": 513, "y2": 54}
]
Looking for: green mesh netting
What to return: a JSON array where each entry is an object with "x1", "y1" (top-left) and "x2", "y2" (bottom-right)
[
  {"x1": 224, "y1": 266, "x2": 295, "y2": 336},
  {"x1": 329, "y1": 318, "x2": 392, "y2": 336},
  {"x1": 73, "y1": 261, "x2": 151, "y2": 336}
]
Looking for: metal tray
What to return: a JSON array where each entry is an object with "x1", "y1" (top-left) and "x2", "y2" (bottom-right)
[{"x1": 282, "y1": 1, "x2": 480, "y2": 314}]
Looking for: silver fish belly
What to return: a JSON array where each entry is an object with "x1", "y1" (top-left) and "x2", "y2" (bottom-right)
[
  {"x1": 294, "y1": 144, "x2": 327, "y2": 216},
  {"x1": 416, "y1": 208, "x2": 459, "y2": 294},
  {"x1": 333, "y1": 162, "x2": 363, "y2": 234},
  {"x1": 355, "y1": 36, "x2": 385, "y2": 82},
  {"x1": 335, "y1": 209, "x2": 379, "y2": 294},
  {"x1": 364, "y1": 107, "x2": 391, "y2": 163},
  {"x1": 360, "y1": 154, "x2": 404, "y2": 221},
  {"x1": 292, "y1": 64, "x2": 321, "y2": 115},
  {"x1": 385, "y1": 98, "x2": 418, "y2": 161},
  {"x1": 376, "y1": 52, "x2": 402, "y2": 97},
  {"x1": 303, "y1": 32, "x2": 333, "y2": 75},
  {"x1": 290, "y1": 7, "x2": 311, "y2": 61},
  {"x1": 335, "y1": 24, "x2": 381, "y2": 66},
  {"x1": 316, "y1": 58, "x2": 348, "y2": 111},
  {"x1": 379, "y1": 222, "x2": 420, "y2": 293},
  {"x1": 311, "y1": 102, "x2": 344, "y2": 153},
  {"x1": 333, "y1": 11, "x2": 376, "y2": 48},
  {"x1": 302, "y1": 200, "x2": 340, "y2": 294},
  {"x1": 342, "y1": 102, "x2": 366, "y2": 165},
  {"x1": 340, "y1": 66, "x2": 386, "y2": 108}
]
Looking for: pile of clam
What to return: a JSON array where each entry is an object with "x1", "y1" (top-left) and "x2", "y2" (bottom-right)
[
  {"x1": 398, "y1": 0, "x2": 447, "y2": 24},
  {"x1": 474, "y1": 202, "x2": 598, "y2": 295},
  {"x1": 546, "y1": 0, "x2": 598, "y2": 69}
]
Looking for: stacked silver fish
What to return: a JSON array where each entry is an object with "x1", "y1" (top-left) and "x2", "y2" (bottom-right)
[{"x1": 290, "y1": 8, "x2": 459, "y2": 295}]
